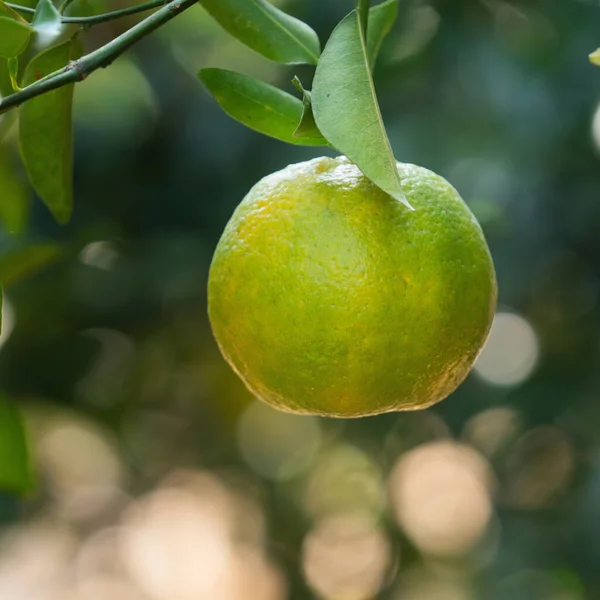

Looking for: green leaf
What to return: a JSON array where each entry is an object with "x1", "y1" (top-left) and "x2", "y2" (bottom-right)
[
  {"x1": 199, "y1": 67, "x2": 328, "y2": 146},
  {"x1": 312, "y1": 10, "x2": 412, "y2": 209},
  {"x1": 7, "y1": 57, "x2": 19, "y2": 90},
  {"x1": 0, "y1": 146, "x2": 29, "y2": 234},
  {"x1": 0, "y1": 17, "x2": 33, "y2": 59},
  {"x1": 19, "y1": 38, "x2": 80, "y2": 224},
  {"x1": 590, "y1": 48, "x2": 600, "y2": 66},
  {"x1": 198, "y1": 0, "x2": 320, "y2": 65},
  {"x1": 0, "y1": 109, "x2": 16, "y2": 143},
  {"x1": 367, "y1": 0, "x2": 398, "y2": 69},
  {"x1": 291, "y1": 76, "x2": 322, "y2": 139},
  {"x1": 0, "y1": 1, "x2": 29, "y2": 22},
  {"x1": 0, "y1": 392, "x2": 33, "y2": 495},
  {"x1": 0, "y1": 58, "x2": 10, "y2": 96},
  {"x1": 0, "y1": 59, "x2": 18, "y2": 139},
  {"x1": 31, "y1": 0, "x2": 65, "y2": 47},
  {"x1": 0, "y1": 242, "x2": 64, "y2": 287}
]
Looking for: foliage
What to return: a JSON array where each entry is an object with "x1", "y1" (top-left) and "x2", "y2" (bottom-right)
[{"x1": 0, "y1": 0, "x2": 404, "y2": 223}]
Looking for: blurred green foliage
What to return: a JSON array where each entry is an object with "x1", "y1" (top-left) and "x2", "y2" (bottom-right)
[{"x1": 0, "y1": 0, "x2": 600, "y2": 599}]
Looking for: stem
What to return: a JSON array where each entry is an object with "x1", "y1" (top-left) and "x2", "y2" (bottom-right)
[
  {"x1": 357, "y1": 0, "x2": 370, "y2": 38},
  {"x1": 5, "y1": 2, "x2": 35, "y2": 14},
  {"x1": 6, "y1": 0, "x2": 167, "y2": 24},
  {"x1": 0, "y1": 0, "x2": 197, "y2": 115},
  {"x1": 62, "y1": 0, "x2": 168, "y2": 25}
]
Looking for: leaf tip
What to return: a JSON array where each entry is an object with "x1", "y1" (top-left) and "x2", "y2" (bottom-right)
[
  {"x1": 291, "y1": 76, "x2": 303, "y2": 93},
  {"x1": 389, "y1": 188, "x2": 414, "y2": 210},
  {"x1": 53, "y1": 207, "x2": 72, "y2": 225},
  {"x1": 590, "y1": 49, "x2": 600, "y2": 66},
  {"x1": 197, "y1": 68, "x2": 211, "y2": 85}
]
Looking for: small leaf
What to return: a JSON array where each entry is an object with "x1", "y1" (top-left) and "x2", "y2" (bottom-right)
[
  {"x1": 199, "y1": 68, "x2": 328, "y2": 146},
  {"x1": 0, "y1": 242, "x2": 64, "y2": 287},
  {"x1": 31, "y1": 0, "x2": 65, "y2": 47},
  {"x1": 367, "y1": 0, "x2": 398, "y2": 69},
  {"x1": 0, "y1": 392, "x2": 33, "y2": 495},
  {"x1": 198, "y1": 0, "x2": 320, "y2": 65},
  {"x1": 19, "y1": 38, "x2": 80, "y2": 224},
  {"x1": 291, "y1": 76, "x2": 322, "y2": 139},
  {"x1": 312, "y1": 10, "x2": 411, "y2": 209},
  {"x1": 0, "y1": 146, "x2": 29, "y2": 234},
  {"x1": 0, "y1": 17, "x2": 33, "y2": 59},
  {"x1": 7, "y1": 57, "x2": 19, "y2": 90},
  {"x1": 590, "y1": 48, "x2": 600, "y2": 66}
]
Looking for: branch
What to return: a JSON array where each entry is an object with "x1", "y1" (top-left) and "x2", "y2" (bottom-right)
[
  {"x1": 0, "y1": 0, "x2": 197, "y2": 115},
  {"x1": 5, "y1": 2, "x2": 34, "y2": 14},
  {"x1": 61, "y1": 0, "x2": 168, "y2": 25},
  {"x1": 6, "y1": 0, "x2": 169, "y2": 25}
]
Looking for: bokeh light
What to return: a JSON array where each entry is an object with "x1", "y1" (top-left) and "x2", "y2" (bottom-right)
[
  {"x1": 393, "y1": 567, "x2": 475, "y2": 600},
  {"x1": 474, "y1": 312, "x2": 539, "y2": 387},
  {"x1": 503, "y1": 426, "x2": 574, "y2": 509},
  {"x1": 384, "y1": 411, "x2": 451, "y2": 459},
  {"x1": 76, "y1": 527, "x2": 131, "y2": 582},
  {"x1": 302, "y1": 444, "x2": 386, "y2": 520},
  {"x1": 0, "y1": 519, "x2": 78, "y2": 599},
  {"x1": 120, "y1": 470, "x2": 285, "y2": 600},
  {"x1": 389, "y1": 441, "x2": 494, "y2": 557},
  {"x1": 72, "y1": 576, "x2": 150, "y2": 600},
  {"x1": 237, "y1": 400, "x2": 322, "y2": 481},
  {"x1": 302, "y1": 513, "x2": 392, "y2": 600},
  {"x1": 79, "y1": 242, "x2": 119, "y2": 272},
  {"x1": 35, "y1": 413, "x2": 126, "y2": 521},
  {"x1": 462, "y1": 406, "x2": 521, "y2": 458}
]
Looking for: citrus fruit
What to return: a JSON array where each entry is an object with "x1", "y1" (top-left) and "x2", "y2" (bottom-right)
[{"x1": 208, "y1": 156, "x2": 497, "y2": 417}]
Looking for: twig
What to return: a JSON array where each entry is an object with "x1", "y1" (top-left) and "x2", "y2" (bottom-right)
[
  {"x1": 7, "y1": 0, "x2": 168, "y2": 24},
  {"x1": 62, "y1": 0, "x2": 169, "y2": 25},
  {"x1": 5, "y1": 2, "x2": 35, "y2": 14},
  {"x1": 0, "y1": 0, "x2": 197, "y2": 115}
]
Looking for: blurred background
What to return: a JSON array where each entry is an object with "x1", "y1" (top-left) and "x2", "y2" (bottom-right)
[{"x1": 1, "y1": 0, "x2": 600, "y2": 598}]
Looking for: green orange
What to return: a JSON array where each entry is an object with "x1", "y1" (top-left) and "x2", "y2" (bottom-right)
[{"x1": 208, "y1": 156, "x2": 497, "y2": 417}]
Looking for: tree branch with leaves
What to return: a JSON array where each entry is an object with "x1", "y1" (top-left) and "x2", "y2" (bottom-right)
[{"x1": 0, "y1": 0, "x2": 404, "y2": 225}]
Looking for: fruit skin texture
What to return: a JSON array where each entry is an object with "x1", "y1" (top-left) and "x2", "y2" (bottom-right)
[{"x1": 208, "y1": 156, "x2": 497, "y2": 418}]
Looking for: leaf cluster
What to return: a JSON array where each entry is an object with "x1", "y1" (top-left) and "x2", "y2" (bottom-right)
[
  {"x1": 0, "y1": 0, "x2": 407, "y2": 229},
  {"x1": 198, "y1": 0, "x2": 410, "y2": 207}
]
